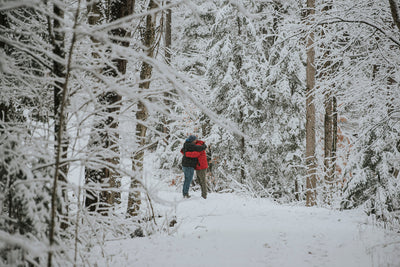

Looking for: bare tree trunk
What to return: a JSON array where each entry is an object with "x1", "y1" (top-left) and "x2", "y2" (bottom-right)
[
  {"x1": 53, "y1": 3, "x2": 67, "y2": 180},
  {"x1": 51, "y1": 0, "x2": 69, "y2": 230},
  {"x1": 320, "y1": 3, "x2": 335, "y2": 201},
  {"x1": 324, "y1": 93, "x2": 333, "y2": 182},
  {"x1": 84, "y1": 0, "x2": 135, "y2": 214},
  {"x1": 0, "y1": 102, "x2": 13, "y2": 230},
  {"x1": 101, "y1": 92, "x2": 122, "y2": 209},
  {"x1": 83, "y1": 0, "x2": 125, "y2": 213},
  {"x1": 387, "y1": 1, "x2": 400, "y2": 163},
  {"x1": 236, "y1": 18, "x2": 246, "y2": 184},
  {"x1": 324, "y1": 93, "x2": 338, "y2": 192},
  {"x1": 0, "y1": 10, "x2": 11, "y2": 222},
  {"x1": 48, "y1": 1, "x2": 81, "y2": 265},
  {"x1": 305, "y1": 0, "x2": 317, "y2": 207},
  {"x1": 101, "y1": 0, "x2": 135, "y2": 211},
  {"x1": 294, "y1": 179, "x2": 300, "y2": 201},
  {"x1": 162, "y1": 1, "x2": 172, "y2": 140},
  {"x1": 165, "y1": 2, "x2": 172, "y2": 65},
  {"x1": 332, "y1": 96, "x2": 337, "y2": 178},
  {"x1": 389, "y1": 0, "x2": 400, "y2": 32},
  {"x1": 323, "y1": 91, "x2": 336, "y2": 205},
  {"x1": 127, "y1": 0, "x2": 156, "y2": 217},
  {"x1": 240, "y1": 135, "x2": 245, "y2": 183},
  {"x1": 84, "y1": 0, "x2": 104, "y2": 212}
]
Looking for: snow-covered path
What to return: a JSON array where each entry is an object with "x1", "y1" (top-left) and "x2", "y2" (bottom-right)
[{"x1": 103, "y1": 192, "x2": 400, "y2": 267}]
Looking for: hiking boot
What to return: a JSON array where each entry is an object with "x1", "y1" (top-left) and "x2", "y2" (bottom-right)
[
  {"x1": 183, "y1": 194, "x2": 191, "y2": 199},
  {"x1": 202, "y1": 195, "x2": 207, "y2": 199}
]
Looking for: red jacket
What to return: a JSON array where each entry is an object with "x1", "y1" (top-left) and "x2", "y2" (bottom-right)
[{"x1": 182, "y1": 140, "x2": 208, "y2": 170}]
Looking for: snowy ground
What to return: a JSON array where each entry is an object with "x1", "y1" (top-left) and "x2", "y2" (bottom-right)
[{"x1": 94, "y1": 190, "x2": 400, "y2": 267}]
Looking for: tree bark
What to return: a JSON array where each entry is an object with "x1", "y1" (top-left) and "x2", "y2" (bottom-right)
[
  {"x1": 305, "y1": 0, "x2": 317, "y2": 207},
  {"x1": 332, "y1": 96, "x2": 337, "y2": 178},
  {"x1": 84, "y1": 0, "x2": 105, "y2": 212},
  {"x1": 48, "y1": 1, "x2": 81, "y2": 265},
  {"x1": 51, "y1": 0, "x2": 69, "y2": 230},
  {"x1": 127, "y1": 0, "x2": 156, "y2": 217},
  {"x1": 84, "y1": 0, "x2": 104, "y2": 212},
  {"x1": 101, "y1": 0, "x2": 135, "y2": 211},
  {"x1": 84, "y1": 0, "x2": 135, "y2": 214},
  {"x1": 240, "y1": 135, "x2": 245, "y2": 183},
  {"x1": 162, "y1": 2, "x2": 173, "y2": 140},
  {"x1": 53, "y1": 2, "x2": 68, "y2": 181},
  {"x1": 324, "y1": 93, "x2": 333, "y2": 181},
  {"x1": 389, "y1": 0, "x2": 400, "y2": 32},
  {"x1": 321, "y1": 3, "x2": 335, "y2": 198},
  {"x1": 165, "y1": 3, "x2": 172, "y2": 65}
]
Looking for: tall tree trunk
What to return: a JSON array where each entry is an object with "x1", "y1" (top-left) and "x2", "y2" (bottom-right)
[
  {"x1": 324, "y1": 93, "x2": 333, "y2": 181},
  {"x1": 53, "y1": 3, "x2": 67, "y2": 182},
  {"x1": 326, "y1": 93, "x2": 338, "y2": 184},
  {"x1": 332, "y1": 96, "x2": 337, "y2": 179},
  {"x1": 305, "y1": 0, "x2": 317, "y2": 207},
  {"x1": 0, "y1": 10, "x2": 8, "y2": 74},
  {"x1": 101, "y1": 0, "x2": 135, "y2": 210},
  {"x1": 240, "y1": 135, "x2": 245, "y2": 183},
  {"x1": 48, "y1": 1, "x2": 81, "y2": 265},
  {"x1": 162, "y1": 1, "x2": 172, "y2": 140},
  {"x1": 236, "y1": 17, "x2": 246, "y2": 184},
  {"x1": 0, "y1": 10, "x2": 10, "y2": 218},
  {"x1": 84, "y1": 0, "x2": 104, "y2": 212},
  {"x1": 389, "y1": 0, "x2": 400, "y2": 32},
  {"x1": 323, "y1": 90, "x2": 336, "y2": 204},
  {"x1": 52, "y1": 0, "x2": 69, "y2": 230},
  {"x1": 165, "y1": 2, "x2": 172, "y2": 65},
  {"x1": 127, "y1": 0, "x2": 156, "y2": 217},
  {"x1": 321, "y1": 3, "x2": 335, "y2": 201},
  {"x1": 84, "y1": 0, "x2": 135, "y2": 214}
]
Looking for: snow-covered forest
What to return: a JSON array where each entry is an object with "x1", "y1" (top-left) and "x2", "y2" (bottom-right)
[{"x1": 1, "y1": 0, "x2": 400, "y2": 266}]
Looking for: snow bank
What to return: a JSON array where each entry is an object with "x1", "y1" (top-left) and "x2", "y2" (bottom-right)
[{"x1": 92, "y1": 192, "x2": 400, "y2": 267}]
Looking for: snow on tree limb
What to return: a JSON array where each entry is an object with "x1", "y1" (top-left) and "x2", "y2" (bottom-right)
[
  {"x1": 0, "y1": 231, "x2": 47, "y2": 256},
  {"x1": 317, "y1": 17, "x2": 400, "y2": 47},
  {"x1": 0, "y1": 0, "x2": 41, "y2": 11},
  {"x1": 144, "y1": 55, "x2": 246, "y2": 138}
]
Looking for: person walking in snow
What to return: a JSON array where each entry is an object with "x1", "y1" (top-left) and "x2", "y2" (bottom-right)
[
  {"x1": 184, "y1": 139, "x2": 209, "y2": 199},
  {"x1": 181, "y1": 135, "x2": 206, "y2": 198}
]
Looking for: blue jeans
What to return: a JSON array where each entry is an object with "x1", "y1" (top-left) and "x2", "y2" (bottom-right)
[{"x1": 182, "y1": 166, "x2": 194, "y2": 195}]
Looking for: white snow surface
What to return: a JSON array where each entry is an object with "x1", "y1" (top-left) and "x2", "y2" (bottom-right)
[{"x1": 94, "y1": 191, "x2": 400, "y2": 267}]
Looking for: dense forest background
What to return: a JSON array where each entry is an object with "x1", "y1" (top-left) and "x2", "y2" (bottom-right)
[{"x1": 1, "y1": 0, "x2": 400, "y2": 265}]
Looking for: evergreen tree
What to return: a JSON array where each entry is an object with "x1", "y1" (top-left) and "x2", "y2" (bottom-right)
[
  {"x1": 325, "y1": 0, "x2": 400, "y2": 226},
  {"x1": 202, "y1": 0, "x2": 305, "y2": 199},
  {"x1": 0, "y1": 3, "x2": 59, "y2": 265}
]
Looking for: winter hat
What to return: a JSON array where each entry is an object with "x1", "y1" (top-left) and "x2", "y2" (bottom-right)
[{"x1": 186, "y1": 135, "x2": 197, "y2": 143}]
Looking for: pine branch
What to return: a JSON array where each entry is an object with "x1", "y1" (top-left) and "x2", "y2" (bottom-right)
[
  {"x1": 318, "y1": 17, "x2": 400, "y2": 47},
  {"x1": 0, "y1": 35, "x2": 53, "y2": 71}
]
